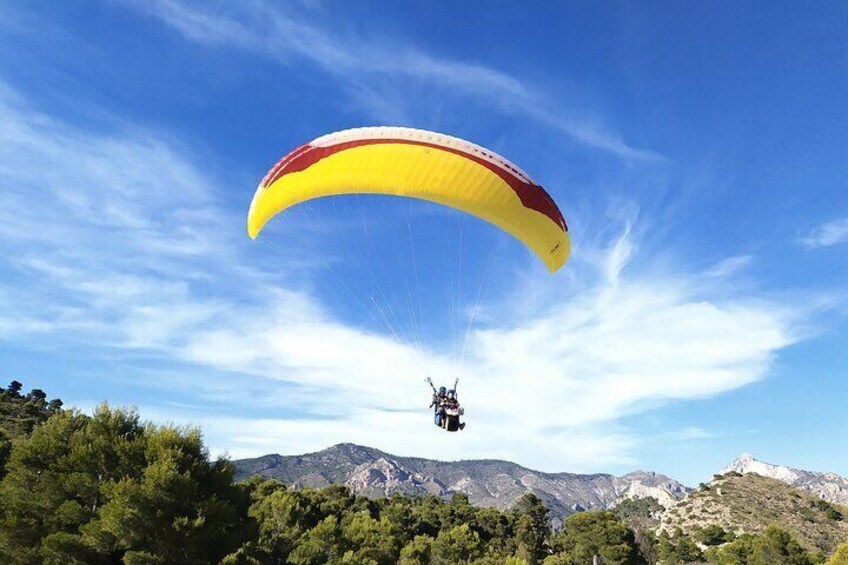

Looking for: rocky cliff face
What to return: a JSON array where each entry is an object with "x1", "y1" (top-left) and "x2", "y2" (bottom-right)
[
  {"x1": 616, "y1": 470, "x2": 690, "y2": 508},
  {"x1": 234, "y1": 443, "x2": 689, "y2": 521},
  {"x1": 721, "y1": 453, "x2": 848, "y2": 505}
]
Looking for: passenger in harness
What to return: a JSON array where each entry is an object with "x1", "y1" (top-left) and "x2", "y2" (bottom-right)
[
  {"x1": 426, "y1": 377, "x2": 465, "y2": 431},
  {"x1": 429, "y1": 383, "x2": 447, "y2": 427}
]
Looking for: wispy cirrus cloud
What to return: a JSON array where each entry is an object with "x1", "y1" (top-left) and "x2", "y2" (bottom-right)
[
  {"x1": 801, "y1": 217, "x2": 848, "y2": 248},
  {"x1": 134, "y1": 0, "x2": 526, "y2": 94},
  {"x1": 0, "y1": 82, "x2": 801, "y2": 471},
  {"x1": 130, "y1": 0, "x2": 663, "y2": 162},
  {"x1": 705, "y1": 255, "x2": 753, "y2": 278}
]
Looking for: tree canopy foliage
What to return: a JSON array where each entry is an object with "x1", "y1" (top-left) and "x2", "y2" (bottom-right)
[
  {"x1": 704, "y1": 525, "x2": 818, "y2": 565},
  {"x1": 827, "y1": 541, "x2": 848, "y2": 565},
  {"x1": 0, "y1": 380, "x2": 63, "y2": 475},
  {"x1": 0, "y1": 400, "x2": 248, "y2": 564},
  {"x1": 1, "y1": 382, "x2": 845, "y2": 564}
]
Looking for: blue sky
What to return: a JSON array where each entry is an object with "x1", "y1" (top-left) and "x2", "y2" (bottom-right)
[{"x1": 1, "y1": 1, "x2": 846, "y2": 486}]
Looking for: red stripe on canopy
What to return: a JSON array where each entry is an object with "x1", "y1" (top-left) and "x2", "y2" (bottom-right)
[{"x1": 260, "y1": 138, "x2": 567, "y2": 232}]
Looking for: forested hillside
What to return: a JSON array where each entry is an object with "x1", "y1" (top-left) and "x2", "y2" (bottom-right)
[{"x1": 1, "y1": 382, "x2": 847, "y2": 564}]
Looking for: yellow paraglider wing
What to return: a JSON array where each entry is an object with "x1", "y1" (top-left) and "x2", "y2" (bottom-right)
[{"x1": 248, "y1": 127, "x2": 570, "y2": 272}]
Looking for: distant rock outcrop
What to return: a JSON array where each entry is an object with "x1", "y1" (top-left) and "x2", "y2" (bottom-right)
[
  {"x1": 234, "y1": 443, "x2": 689, "y2": 521},
  {"x1": 721, "y1": 453, "x2": 848, "y2": 505}
]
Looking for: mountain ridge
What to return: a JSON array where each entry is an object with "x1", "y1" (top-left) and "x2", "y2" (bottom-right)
[
  {"x1": 234, "y1": 445, "x2": 848, "y2": 522},
  {"x1": 233, "y1": 443, "x2": 689, "y2": 522}
]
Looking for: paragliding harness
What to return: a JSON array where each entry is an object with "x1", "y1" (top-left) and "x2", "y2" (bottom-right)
[{"x1": 426, "y1": 377, "x2": 465, "y2": 432}]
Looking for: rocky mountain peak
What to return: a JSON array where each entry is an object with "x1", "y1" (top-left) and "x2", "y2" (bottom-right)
[
  {"x1": 723, "y1": 453, "x2": 801, "y2": 483},
  {"x1": 720, "y1": 453, "x2": 848, "y2": 505}
]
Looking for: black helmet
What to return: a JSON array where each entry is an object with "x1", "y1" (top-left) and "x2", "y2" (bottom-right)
[
  {"x1": 439, "y1": 386, "x2": 446, "y2": 394},
  {"x1": 447, "y1": 390, "x2": 456, "y2": 399}
]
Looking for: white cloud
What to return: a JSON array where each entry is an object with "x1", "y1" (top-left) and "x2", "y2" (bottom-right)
[
  {"x1": 124, "y1": 225, "x2": 797, "y2": 471},
  {"x1": 132, "y1": 0, "x2": 662, "y2": 162},
  {"x1": 169, "y1": 241, "x2": 798, "y2": 471},
  {"x1": 0, "y1": 83, "x2": 801, "y2": 472},
  {"x1": 705, "y1": 255, "x2": 753, "y2": 278},
  {"x1": 801, "y1": 218, "x2": 848, "y2": 248}
]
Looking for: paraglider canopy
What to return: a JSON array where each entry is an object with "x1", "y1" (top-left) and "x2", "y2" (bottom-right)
[{"x1": 248, "y1": 126, "x2": 570, "y2": 272}]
